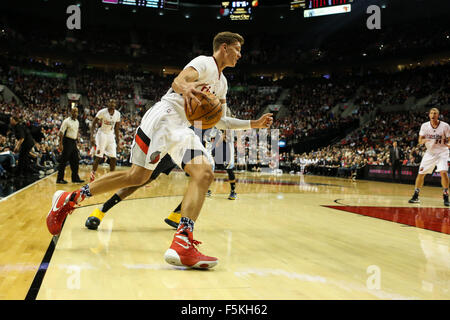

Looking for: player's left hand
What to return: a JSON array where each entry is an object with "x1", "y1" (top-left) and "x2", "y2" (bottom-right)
[{"x1": 251, "y1": 113, "x2": 273, "y2": 129}]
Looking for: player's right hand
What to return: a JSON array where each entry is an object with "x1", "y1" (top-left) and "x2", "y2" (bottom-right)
[
  {"x1": 183, "y1": 82, "x2": 207, "y2": 114},
  {"x1": 251, "y1": 113, "x2": 273, "y2": 129}
]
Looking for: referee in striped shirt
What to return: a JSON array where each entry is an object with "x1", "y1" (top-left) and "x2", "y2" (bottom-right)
[{"x1": 56, "y1": 106, "x2": 84, "y2": 184}]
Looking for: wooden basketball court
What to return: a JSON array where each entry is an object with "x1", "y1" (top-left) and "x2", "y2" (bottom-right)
[{"x1": 0, "y1": 166, "x2": 448, "y2": 300}]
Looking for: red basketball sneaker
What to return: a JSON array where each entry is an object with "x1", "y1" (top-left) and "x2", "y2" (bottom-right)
[
  {"x1": 46, "y1": 190, "x2": 83, "y2": 235},
  {"x1": 164, "y1": 229, "x2": 218, "y2": 269}
]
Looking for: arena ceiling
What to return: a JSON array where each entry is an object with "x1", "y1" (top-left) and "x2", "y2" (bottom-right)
[{"x1": 0, "y1": 0, "x2": 449, "y2": 34}]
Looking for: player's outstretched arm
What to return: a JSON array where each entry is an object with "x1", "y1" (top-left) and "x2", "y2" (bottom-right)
[
  {"x1": 217, "y1": 112, "x2": 273, "y2": 130},
  {"x1": 216, "y1": 101, "x2": 273, "y2": 130}
]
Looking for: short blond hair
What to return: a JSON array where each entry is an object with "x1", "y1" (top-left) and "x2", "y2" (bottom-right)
[
  {"x1": 213, "y1": 32, "x2": 244, "y2": 52},
  {"x1": 429, "y1": 107, "x2": 439, "y2": 114}
]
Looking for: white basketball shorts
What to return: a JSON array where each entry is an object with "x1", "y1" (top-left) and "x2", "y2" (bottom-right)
[
  {"x1": 418, "y1": 150, "x2": 449, "y2": 174},
  {"x1": 130, "y1": 101, "x2": 210, "y2": 171},
  {"x1": 95, "y1": 131, "x2": 117, "y2": 158}
]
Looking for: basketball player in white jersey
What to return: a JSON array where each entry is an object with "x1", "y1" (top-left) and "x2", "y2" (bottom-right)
[
  {"x1": 409, "y1": 108, "x2": 450, "y2": 206},
  {"x1": 90, "y1": 99, "x2": 121, "y2": 182},
  {"x1": 47, "y1": 32, "x2": 273, "y2": 269}
]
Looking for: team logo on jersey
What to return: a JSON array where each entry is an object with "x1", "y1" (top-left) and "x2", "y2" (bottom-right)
[
  {"x1": 201, "y1": 85, "x2": 211, "y2": 93},
  {"x1": 150, "y1": 151, "x2": 161, "y2": 164},
  {"x1": 420, "y1": 167, "x2": 424, "y2": 172}
]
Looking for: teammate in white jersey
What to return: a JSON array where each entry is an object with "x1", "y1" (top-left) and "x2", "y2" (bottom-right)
[
  {"x1": 47, "y1": 32, "x2": 273, "y2": 269},
  {"x1": 89, "y1": 99, "x2": 121, "y2": 182},
  {"x1": 409, "y1": 108, "x2": 450, "y2": 206}
]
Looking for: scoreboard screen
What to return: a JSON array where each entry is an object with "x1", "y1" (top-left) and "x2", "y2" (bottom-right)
[
  {"x1": 102, "y1": 0, "x2": 179, "y2": 10},
  {"x1": 291, "y1": 0, "x2": 353, "y2": 17},
  {"x1": 221, "y1": 1, "x2": 253, "y2": 21},
  {"x1": 306, "y1": 0, "x2": 352, "y2": 9},
  {"x1": 304, "y1": 3, "x2": 351, "y2": 17}
]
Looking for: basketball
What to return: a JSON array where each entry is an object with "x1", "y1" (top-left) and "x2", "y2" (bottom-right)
[{"x1": 185, "y1": 91, "x2": 223, "y2": 129}]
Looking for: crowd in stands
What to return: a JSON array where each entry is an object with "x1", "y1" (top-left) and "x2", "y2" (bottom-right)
[
  {"x1": 276, "y1": 110, "x2": 433, "y2": 179},
  {"x1": 275, "y1": 78, "x2": 360, "y2": 142},
  {"x1": 1, "y1": 57, "x2": 450, "y2": 181},
  {"x1": 1, "y1": 18, "x2": 450, "y2": 182},
  {"x1": 0, "y1": 64, "x2": 142, "y2": 179}
]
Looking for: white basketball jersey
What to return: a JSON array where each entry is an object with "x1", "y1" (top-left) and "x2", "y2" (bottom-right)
[
  {"x1": 160, "y1": 55, "x2": 228, "y2": 121},
  {"x1": 419, "y1": 121, "x2": 450, "y2": 154},
  {"x1": 96, "y1": 108, "x2": 121, "y2": 134}
]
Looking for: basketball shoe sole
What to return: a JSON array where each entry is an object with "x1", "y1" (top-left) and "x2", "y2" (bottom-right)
[
  {"x1": 164, "y1": 248, "x2": 218, "y2": 269},
  {"x1": 164, "y1": 231, "x2": 218, "y2": 269}
]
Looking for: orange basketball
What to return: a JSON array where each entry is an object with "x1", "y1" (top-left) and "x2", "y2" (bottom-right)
[{"x1": 185, "y1": 92, "x2": 222, "y2": 129}]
